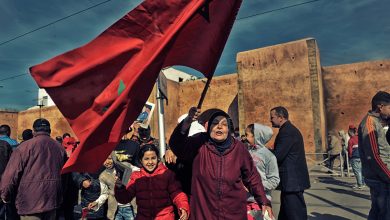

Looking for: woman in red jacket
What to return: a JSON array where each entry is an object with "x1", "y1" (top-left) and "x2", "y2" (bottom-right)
[
  {"x1": 115, "y1": 144, "x2": 189, "y2": 220},
  {"x1": 169, "y1": 108, "x2": 274, "y2": 220}
]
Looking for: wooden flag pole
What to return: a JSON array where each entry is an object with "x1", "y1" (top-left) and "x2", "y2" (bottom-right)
[{"x1": 197, "y1": 77, "x2": 212, "y2": 109}]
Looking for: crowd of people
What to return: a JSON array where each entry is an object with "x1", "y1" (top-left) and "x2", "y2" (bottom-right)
[{"x1": 0, "y1": 90, "x2": 389, "y2": 220}]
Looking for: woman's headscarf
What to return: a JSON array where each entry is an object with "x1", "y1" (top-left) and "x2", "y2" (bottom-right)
[{"x1": 207, "y1": 110, "x2": 233, "y2": 153}]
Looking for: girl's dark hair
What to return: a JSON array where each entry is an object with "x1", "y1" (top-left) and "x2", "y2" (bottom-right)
[
  {"x1": 138, "y1": 144, "x2": 160, "y2": 162},
  {"x1": 246, "y1": 124, "x2": 254, "y2": 135}
]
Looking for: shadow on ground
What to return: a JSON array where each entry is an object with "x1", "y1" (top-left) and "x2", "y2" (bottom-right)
[
  {"x1": 327, "y1": 187, "x2": 370, "y2": 200},
  {"x1": 316, "y1": 176, "x2": 353, "y2": 187},
  {"x1": 305, "y1": 192, "x2": 368, "y2": 219},
  {"x1": 309, "y1": 212, "x2": 350, "y2": 220}
]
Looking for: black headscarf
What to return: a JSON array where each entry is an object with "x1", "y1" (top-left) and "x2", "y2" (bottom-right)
[{"x1": 207, "y1": 110, "x2": 233, "y2": 153}]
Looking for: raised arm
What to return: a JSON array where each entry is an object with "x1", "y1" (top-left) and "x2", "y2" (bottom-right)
[{"x1": 169, "y1": 107, "x2": 206, "y2": 161}]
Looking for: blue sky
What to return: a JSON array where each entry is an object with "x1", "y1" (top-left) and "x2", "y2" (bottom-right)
[{"x1": 0, "y1": 0, "x2": 389, "y2": 110}]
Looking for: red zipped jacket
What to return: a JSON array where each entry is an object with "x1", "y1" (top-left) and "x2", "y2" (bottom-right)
[{"x1": 115, "y1": 163, "x2": 189, "y2": 219}]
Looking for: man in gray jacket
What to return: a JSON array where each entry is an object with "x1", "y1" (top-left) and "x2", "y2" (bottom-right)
[
  {"x1": 1, "y1": 118, "x2": 66, "y2": 220},
  {"x1": 359, "y1": 91, "x2": 390, "y2": 220}
]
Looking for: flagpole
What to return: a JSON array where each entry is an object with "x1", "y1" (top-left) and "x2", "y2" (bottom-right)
[
  {"x1": 156, "y1": 76, "x2": 166, "y2": 159},
  {"x1": 197, "y1": 77, "x2": 212, "y2": 109}
]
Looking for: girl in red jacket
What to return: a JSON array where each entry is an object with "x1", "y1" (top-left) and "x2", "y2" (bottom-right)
[{"x1": 115, "y1": 144, "x2": 189, "y2": 220}]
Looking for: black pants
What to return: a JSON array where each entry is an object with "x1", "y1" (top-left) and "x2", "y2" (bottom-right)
[
  {"x1": 0, "y1": 201, "x2": 20, "y2": 220},
  {"x1": 278, "y1": 191, "x2": 307, "y2": 220}
]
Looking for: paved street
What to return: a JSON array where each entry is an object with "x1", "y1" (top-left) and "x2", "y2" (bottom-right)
[{"x1": 271, "y1": 176, "x2": 371, "y2": 220}]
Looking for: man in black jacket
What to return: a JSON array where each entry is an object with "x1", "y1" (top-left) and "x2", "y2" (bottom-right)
[{"x1": 270, "y1": 106, "x2": 310, "y2": 220}]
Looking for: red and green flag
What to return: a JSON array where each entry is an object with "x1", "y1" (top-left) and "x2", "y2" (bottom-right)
[{"x1": 30, "y1": 0, "x2": 242, "y2": 173}]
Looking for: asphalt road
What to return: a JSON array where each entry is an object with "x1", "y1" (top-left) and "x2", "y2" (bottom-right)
[{"x1": 270, "y1": 176, "x2": 371, "y2": 220}]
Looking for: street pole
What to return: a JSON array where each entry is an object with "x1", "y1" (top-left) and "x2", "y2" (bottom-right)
[
  {"x1": 38, "y1": 104, "x2": 44, "y2": 118},
  {"x1": 156, "y1": 78, "x2": 166, "y2": 159}
]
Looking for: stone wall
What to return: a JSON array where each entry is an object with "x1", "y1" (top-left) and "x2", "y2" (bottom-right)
[
  {"x1": 322, "y1": 60, "x2": 390, "y2": 133},
  {"x1": 236, "y1": 38, "x2": 327, "y2": 153},
  {"x1": 149, "y1": 74, "x2": 238, "y2": 142},
  {"x1": 17, "y1": 106, "x2": 75, "y2": 140},
  {"x1": 8, "y1": 74, "x2": 238, "y2": 144},
  {"x1": 176, "y1": 74, "x2": 239, "y2": 126},
  {"x1": 0, "y1": 110, "x2": 19, "y2": 140}
]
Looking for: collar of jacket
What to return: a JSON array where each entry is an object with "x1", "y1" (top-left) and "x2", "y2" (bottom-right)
[
  {"x1": 140, "y1": 162, "x2": 166, "y2": 176},
  {"x1": 368, "y1": 110, "x2": 381, "y2": 118},
  {"x1": 205, "y1": 137, "x2": 237, "y2": 156},
  {"x1": 279, "y1": 120, "x2": 291, "y2": 130},
  {"x1": 33, "y1": 131, "x2": 50, "y2": 137},
  {"x1": 367, "y1": 110, "x2": 388, "y2": 125}
]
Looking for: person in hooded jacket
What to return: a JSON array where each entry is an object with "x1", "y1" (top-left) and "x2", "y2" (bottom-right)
[
  {"x1": 245, "y1": 123, "x2": 280, "y2": 200},
  {"x1": 169, "y1": 107, "x2": 273, "y2": 220},
  {"x1": 245, "y1": 123, "x2": 280, "y2": 219}
]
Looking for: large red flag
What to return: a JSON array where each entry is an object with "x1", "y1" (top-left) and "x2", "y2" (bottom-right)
[{"x1": 30, "y1": 0, "x2": 242, "y2": 173}]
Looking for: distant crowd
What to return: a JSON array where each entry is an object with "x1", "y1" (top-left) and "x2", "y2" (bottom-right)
[{"x1": 0, "y1": 91, "x2": 389, "y2": 220}]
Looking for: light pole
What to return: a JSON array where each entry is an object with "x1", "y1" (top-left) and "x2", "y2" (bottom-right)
[{"x1": 37, "y1": 103, "x2": 44, "y2": 118}]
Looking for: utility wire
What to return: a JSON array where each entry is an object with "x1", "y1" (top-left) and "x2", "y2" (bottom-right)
[
  {"x1": 0, "y1": 0, "x2": 325, "y2": 83},
  {"x1": 0, "y1": 0, "x2": 112, "y2": 47},
  {"x1": 237, "y1": 0, "x2": 323, "y2": 20},
  {"x1": 1, "y1": 0, "x2": 325, "y2": 47},
  {"x1": 0, "y1": 73, "x2": 29, "y2": 82}
]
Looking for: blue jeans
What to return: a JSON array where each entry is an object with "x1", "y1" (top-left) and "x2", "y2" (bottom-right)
[
  {"x1": 350, "y1": 158, "x2": 364, "y2": 186},
  {"x1": 365, "y1": 178, "x2": 390, "y2": 220},
  {"x1": 115, "y1": 206, "x2": 135, "y2": 220}
]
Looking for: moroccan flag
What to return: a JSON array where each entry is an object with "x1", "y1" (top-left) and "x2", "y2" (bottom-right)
[{"x1": 30, "y1": 0, "x2": 242, "y2": 173}]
